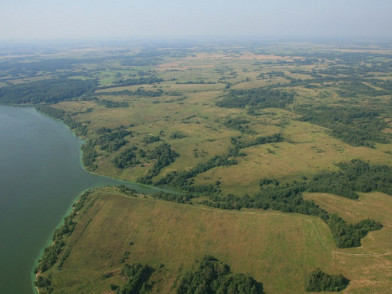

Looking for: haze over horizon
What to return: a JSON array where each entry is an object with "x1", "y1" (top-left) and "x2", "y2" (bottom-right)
[{"x1": 1, "y1": 0, "x2": 392, "y2": 42}]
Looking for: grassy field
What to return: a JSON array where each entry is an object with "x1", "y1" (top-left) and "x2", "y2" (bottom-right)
[
  {"x1": 196, "y1": 118, "x2": 392, "y2": 195},
  {"x1": 38, "y1": 187, "x2": 392, "y2": 293},
  {"x1": 304, "y1": 192, "x2": 392, "y2": 293},
  {"x1": 58, "y1": 46, "x2": 392, "y2": 193},
  {"x1": 39, "y1": 187, "x2": 335, "y2": 294},
  {"x1": 2, "y1": 41, "x2": 392, "y2": 293}
]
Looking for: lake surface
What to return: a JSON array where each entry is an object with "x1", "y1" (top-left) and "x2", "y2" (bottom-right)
[{"x1": 0, "y1": 106, "x2": 157, "y2": 293}]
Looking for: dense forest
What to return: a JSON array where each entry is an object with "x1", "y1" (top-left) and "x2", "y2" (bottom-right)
[
  {"x1": 115, "y1": 263, "x2": 154, "y2": 294},
  {"x1": 0, "y1": 78, "x2": 96, "y2": 104},
  {"x1": 336, "y1": 79, "x2": 388, "y2": 98},
  {"x1": 138, "y1": 143, "x2": 179, "y2": 184},
  {"x1": 216, "y1": 88, "x2": 294, "y2": 109},
  {"x1": 298, "y1": 106, "x2": 389, "y2": 147},
  {"x1": 309, "y1": 159, "x2": 392, "y2": 198},
  {"x1": 177, "y1": 255, "x2": 264, "y2": 294},
  {"x1": 95, "y1": 128, "x2": 132, "y2": 152},
  {"x1": 305, "y1": 268, "x2": 349, "y2": 292},
  {"x1": 81, "y1": 139, "x2": 98, "y2": 169},
  {"x1": 113, "y1": 147, "x2": 139, "y2": 169}
]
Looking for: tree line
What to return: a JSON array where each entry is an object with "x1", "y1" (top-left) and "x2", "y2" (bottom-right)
[
  {"x1": 113, "y1": 77, "x2": 163, "y2": 87},
  {"x1": 230, "y1": 133, "x2": 283, "y2": 150},
  {"x1": 97, "y1": 87, "x2": 164, "y2": 97},
  {"x1": 0, "y1": 78, "x2": 96, "y2": 104},
  {"x1": 96, "y1": 99, "x2": 129, "y2": 108},
  {"x1": 200, "y1": 159, "x2": 387, "y2": 248},
  {"x1": 216, "y1": 88, "x2": 294, "y2": 109},
  {"x1": 35, "y1": 190, "x2": 93, "y2": 273},
  {"x1": 35, "y1": 105, "x2": 87, "y2": 136}
]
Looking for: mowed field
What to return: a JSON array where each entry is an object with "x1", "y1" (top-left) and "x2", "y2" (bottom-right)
[{"x1": 41, "y1": 187, "x2": 392, "y2": 294}]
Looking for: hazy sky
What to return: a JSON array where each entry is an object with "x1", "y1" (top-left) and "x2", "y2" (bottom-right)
[{"x1": 1, "y1": 0, "x2": 392, "y2": 41}]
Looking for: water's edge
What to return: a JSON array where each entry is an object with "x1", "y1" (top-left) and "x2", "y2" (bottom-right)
[
  {"x1": 30, "y1": 187, "x2": 92, "y2": 294},
  {"x1": 30, "y1": 106, "x2": 181, "y2": 293},
  {"x1": 34, "y1": 106, "x2": 179, "y2": 195}
]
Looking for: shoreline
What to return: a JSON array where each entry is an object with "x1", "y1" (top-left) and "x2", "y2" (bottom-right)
[
  {"x1": 29, "y1": 105, "x2": 183, "y2": 294},
  {"x1": 34, "y1": 105, "x2": 181, "y2": 195},
  {"x1": 32, "y1": 188, "x2": 98, "y2": 294},
  {"x1": 30, "y1": 187, "x2": 93, "y2": 294}
]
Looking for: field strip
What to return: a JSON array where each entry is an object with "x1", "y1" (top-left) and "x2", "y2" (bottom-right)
[{"x1": 103, "y1": 190, "x2": 392, "y2": 257}]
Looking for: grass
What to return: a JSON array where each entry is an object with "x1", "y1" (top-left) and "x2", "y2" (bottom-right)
[
  {"x1": 195, "y1": 119, "x2": 392, "y2": 195},
  {"x1": 40, "y1": 187, "x2": 392, "y2": 293},
  {"x1": 40, "y1": 187, "x2": 334, "y2": 294},
  {"x1": 4, "y1": 42, "x2": 392, "y2": 293},
  {"x1": 47, "y1": 46, "x2": 392, "y2": 195},
  {"x1": 304, "y1": 192, "x2": 392, "y2": 293}
]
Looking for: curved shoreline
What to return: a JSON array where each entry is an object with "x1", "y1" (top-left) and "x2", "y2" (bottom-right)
[
  {"x1": 34, "y1": 106, "x2": 181, "y2": 193},
  {"x1": 30, "y1": 106, "x2": 182, "y2": 294}
]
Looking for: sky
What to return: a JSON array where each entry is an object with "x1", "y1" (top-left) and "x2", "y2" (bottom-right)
[{"x1": 1, "y1": 0, "x2": 392, "y2": 41}]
